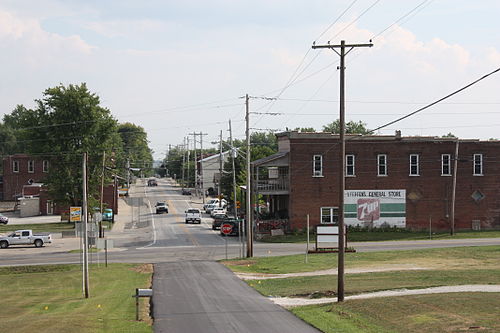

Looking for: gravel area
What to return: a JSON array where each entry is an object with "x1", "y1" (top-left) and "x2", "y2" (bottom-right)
[
  {"x1": 270, "y1": 285, "x2": 500, "y2": 307},
  {"x1": 236, "y1": 265, "x2": 428, "y2": 280}
]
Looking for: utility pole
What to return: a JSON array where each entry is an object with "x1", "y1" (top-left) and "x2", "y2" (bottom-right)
[
  {"x1": 450, "y1": 139, "x2": 459, "y2": 235},
  {"x1": 229, "y1": 119, "x2": 242, "y2": 257},
  {"x1": 312, "y1": 40, "x2": 373, "y2": 302},
  {"x1": 126, "y1": 158, "x2": 130, "y2": 190},
  {"x1": 186, "y1": 136, "x2": 190, "y2": 189},
  {"x1": 200, "y1": 132, "x2": 206, "y2": 204},
  {"x1": 82, "y1": 152, "x2": 89, "y2": 298},
  {"x1": 181, "y1": 137, "x2": 186, "y2": 188},
  {"x1": 191, "y1": 132, "x2": 198, "y2": 197},
  {"x1": 219, "y1": 130, "x2": 223, "y2": 208},
  {"x1": 99, "y1": 151, "x2": 106, "y2": 238},
  {"x1": 245, "y1": 93, "x2": 253, "y2": 258}
]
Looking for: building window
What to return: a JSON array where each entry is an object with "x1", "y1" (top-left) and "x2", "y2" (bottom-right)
[
  {"x1": 313, "y1": 155, "x2": 323, "y2": 177},
  {"x1": 12, "y1": 160, "x2": 19, "y2": 173},
  {"x1": 409, "y1": 154, "x2": 419, "y2": 176},
  {"x1": 346, "y1": 154, "x2": 355, "y2": 176},
  {"x1": 43, "y1": 160, "x2": 49, "y2": 173},
  {"x1": 441, "y1": 154, "x2": 451, "y2": 176},
  {"x1": 377, "y1": 154, "x2": 387, "y2": 176},
  {"x1": 28, "y1": 160, "x2": 35, "y2": 173},
  {"x1": 473, "y1": 154, "x2": 483, "y2": 176},
  {"x1": 321, "y1": 207, "x2": 338, "y2": 224}
]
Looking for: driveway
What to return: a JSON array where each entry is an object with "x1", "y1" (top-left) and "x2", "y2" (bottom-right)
[{"x1": 152, "y1": 261, "x2": 320, "y2": 333}]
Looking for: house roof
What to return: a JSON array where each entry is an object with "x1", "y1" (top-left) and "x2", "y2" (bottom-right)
[
  {"x1": 200, "y1": 151, "x2": 231, "y2": 162},
  {"x1": 251, "y1": 151, "x2": 288, "y2": 167}
]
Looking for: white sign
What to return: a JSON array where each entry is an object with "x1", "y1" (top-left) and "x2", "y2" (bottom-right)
[{"x1": 345, "y1": 189, "x2": 406, "y2": 228}]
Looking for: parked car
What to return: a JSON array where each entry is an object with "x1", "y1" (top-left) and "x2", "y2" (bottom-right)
[
  {"x1": 212, "y1": 213, "x2": 228, "y2": 230},
  {"x1": 211, "y1": 207, "x2": 227, "y2": 217},
  {"x1": 155, "y1": 202, "x2": 169, "y2": 214},
  {"x1": 204, "y1": 199, "x2": 227, "y2": 213},
  {"x1": 219, "y1": 219, "x2": 241, "y2": 236},
  {"x1": 0, "y1": 230, "x2": 52, "y2": 248},
  {"x1": 0, "y1": 213, "x2": 8, "y2": 224},
  {"x1": 185, "y1": 208, "x2": 201, "y2": 224},
  {"x1": 181, "y1": 188, "x2": 192, "y2": 195},
  {"x1": 148, "y1": 179, "x2": 158, "y2": 186},
  {"x1": 102, "y1": 208, "x2": 113, "y2": 221}
]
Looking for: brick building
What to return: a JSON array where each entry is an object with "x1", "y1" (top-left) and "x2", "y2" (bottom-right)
[
  {"x1": 253, "y1": 131, "x2": 500, "y2": 231},
  {"x1": 2, "y1": 154, "x2": 118, "y2": 216}
]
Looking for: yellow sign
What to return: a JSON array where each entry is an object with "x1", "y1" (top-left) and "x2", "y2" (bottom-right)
[{"x1": 70, "y1": 207, "x2": 82, "y2": 222}]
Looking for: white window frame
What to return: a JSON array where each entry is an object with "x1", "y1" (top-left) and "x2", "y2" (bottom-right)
[
  {"x1": 12, "y1": 160, "x2": 19, "y2": 173},
  {"x1": 43, "y1": 160, "x2": 49, "y2": 173},
  {"x1": 313, "y1": 155, "x2": 323, "y2": 177},
  {"x1": 377, "y1": 154, "x2": 387, "y2": 176},
  {"x1": 473, "y1": 154, "x2": 483, "y2": 176},
  {"x1": 28, "y1": 160, "x2": 35, "y2": 173},
  {"x1": 441, "y1": 154, "x2": 451, "y2": 176},
  {"x1": 320, "y1": 207, "x2": 339, "y2": 224},
  {"x1": 346, "y1": 154, "x2": 355, "y2": 176},
  {"x1": 409, "y1": 154, "x2": 419, "y2": 176}
]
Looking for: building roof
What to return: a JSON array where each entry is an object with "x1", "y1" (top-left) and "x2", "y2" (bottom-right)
[
  {"x1": 251, "y1": 151, "x2": 288, "y2": 167},
  {"x1": 200, "y1": 151, "x2": 231, "y2": 162}
]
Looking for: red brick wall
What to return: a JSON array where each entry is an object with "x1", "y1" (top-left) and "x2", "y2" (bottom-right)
[
  {"x1": 2, "y1": 155, "x2": 48, "y2": 200},
  {"x1": 287, "y1": 135, "x2": 500, "y2": 231}
]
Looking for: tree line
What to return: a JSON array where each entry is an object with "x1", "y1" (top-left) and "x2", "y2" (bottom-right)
[{"x1": 0, "y1": 83, "x2": 153, "y2": 208}]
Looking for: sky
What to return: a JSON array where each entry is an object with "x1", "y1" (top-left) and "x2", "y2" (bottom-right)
[{"x1": 1, "y1": 0, "x2": 499, "y2": 160}]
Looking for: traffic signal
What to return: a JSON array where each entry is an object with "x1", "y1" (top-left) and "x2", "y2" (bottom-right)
[{"x1": 236, "y1": 201, "x2": 241, "y2": 209}]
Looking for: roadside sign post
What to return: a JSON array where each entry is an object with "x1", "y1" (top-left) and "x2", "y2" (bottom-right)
[{"x1": 221, "y1": 223, "x2": 233, "y2": 260}]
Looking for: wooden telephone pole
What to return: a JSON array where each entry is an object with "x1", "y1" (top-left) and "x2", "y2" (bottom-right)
[{"x1": 312, "y1": 40, "x2": 373, "y2": 302}]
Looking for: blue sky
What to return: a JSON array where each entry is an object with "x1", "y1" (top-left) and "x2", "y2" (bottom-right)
[{"x1": 1, "y1": 0, "x2": 499, "y2": 159}]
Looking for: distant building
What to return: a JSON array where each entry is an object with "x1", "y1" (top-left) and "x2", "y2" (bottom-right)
[
  {"x1": 200, "y1": 151, "x2": 231, "y2": 196},
  {"x1": 2, "y1": 154, "x2": 118, "y2": 217},
  {"x1": 252, "y1": 131, "x2": 500, "y2": 231}
]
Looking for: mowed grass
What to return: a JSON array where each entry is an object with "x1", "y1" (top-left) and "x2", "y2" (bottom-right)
[
  {"x1": 0, "y1": 222, "x2": 75, "y2": 233},
  {"x1": 249, "y1": 269, "x2": 500, "y2": 297},
  {"x1": 0, "y1": 264, "x2": 152, "y2": 333},
  {"x1": 259, "y1": 229, "x2": 500, "y2": 243},
  {"x1": 224, "y1": 245, "x2": 500, "y2": 274},
  {"x1": 292, "y1": 293, "x2": 500, "y2": 333}
]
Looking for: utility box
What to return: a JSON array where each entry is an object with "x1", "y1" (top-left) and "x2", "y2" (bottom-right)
[{"x1": 19, "y1": 197, "x2": 40, "y2": 217}]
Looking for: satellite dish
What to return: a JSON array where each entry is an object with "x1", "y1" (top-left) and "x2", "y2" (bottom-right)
[{"x1": 28, "y1": 179, "x2": 34, "y2": 185}]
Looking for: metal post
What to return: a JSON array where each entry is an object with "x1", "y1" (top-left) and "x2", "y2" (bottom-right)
[
  {"x1": 99, "y1": 151, "x2": 106, "y2": 238},
  {"x1": 105, "y1": 239, "x2": 108, "y2": 267},
  {"x1": 306, "y1": 214, "x2": 309, "y2": 264},
  {"x1": 200, "y1": 132, "x2": 206, "y2": 204}
]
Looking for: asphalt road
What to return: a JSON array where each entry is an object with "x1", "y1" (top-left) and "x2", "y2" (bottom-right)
[{"x1": 153, "y1": 261, "x2": 320, "y2": 333}]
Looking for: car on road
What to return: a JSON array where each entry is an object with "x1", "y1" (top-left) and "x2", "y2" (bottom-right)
[
  {"x1": 0, "y1": 229, "x2": 51, "y2": 248},
  {"x1": 0, "y1": 213, "x2": 8, "y2": 224},
  {"x1": 204, "y1": 199, "x2": 227, "y2": 213},
  {"x1": 148, "y1": 179, "x2": 158, "y2": 186},
  {"x1": 212, "y1": 213, "x2": 228, "y2": 230},
  {"x1": 211, "y1": 207, "x2": 227, "y2": 217},
  {"x1": 102, "y1": 208, "x2": 113, "y2": 221},
  {"x1": 181, "y1": 188, "x2": 192, "y2": 195},
  {"x1": 219, "y1": 219, "x2": 241, "y2": 236},
  {"x1": 155, "y1": 202, "x2": 169, "y2": 214},
  {"x1": 185, "y1": 208, "x2": 202, "y2": 224}
]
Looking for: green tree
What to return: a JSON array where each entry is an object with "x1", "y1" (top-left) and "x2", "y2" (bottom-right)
[
  {"x1": 442, "y1": 132, "x2": 457, "y2": 138},
  {"x1": 118, "y1": 123, "x2": 153, "y2": 177},
  {"x1": 293, "y1": 127, "x2": 316, "y2": 132},
  {"x1": 322, "y1": 120, "x2": 370, "y2": 134},
  {"x1": 4, "y1": 83, "x2": 120, "y2": 207}
]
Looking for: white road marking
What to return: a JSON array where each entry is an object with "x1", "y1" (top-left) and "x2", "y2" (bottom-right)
[{"x1": 139, "y1": 181, "x2": 157, "y2": 248}]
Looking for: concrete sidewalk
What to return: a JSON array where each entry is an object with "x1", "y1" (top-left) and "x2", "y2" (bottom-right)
[{"x1": 153, "y1": 261, "x2": 320, "y2": 333}]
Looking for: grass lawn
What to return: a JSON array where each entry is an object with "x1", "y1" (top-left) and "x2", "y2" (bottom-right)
[
  {"x1": 0, "y1": 264, "x2": 152, "y2": 333},
  {"x1": 0, "y1": 222, "x2": 75, "y2": 234},
  {"x1": 259, "y1": 229, "x2": 500, "y2": 243},
  {"x1": 224, "y1": 245, "x2": 500, "y2": 274},
  {"x1": 249, "y1": 269, "x2": 500, "y2": 297},
  {"x1": 292, "y1": 293, "x2": 500, "y2": 333}
]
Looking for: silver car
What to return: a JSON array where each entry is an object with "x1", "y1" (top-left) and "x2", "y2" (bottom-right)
[{"x1": 0, "y1": 213, "x2": 8, "y2": 224}]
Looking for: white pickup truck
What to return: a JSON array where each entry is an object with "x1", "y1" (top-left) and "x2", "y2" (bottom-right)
[
  {"x1": 0, "y1": 230, "x2": 52, "y2": 248},
  {"x1": 185, "y1": 208, "x2": 202, "y2": 224}
]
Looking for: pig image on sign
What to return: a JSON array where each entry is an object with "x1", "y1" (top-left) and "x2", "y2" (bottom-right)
[{"x1": 357, "y1": 198, "x2": 380, "y2": 221}]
